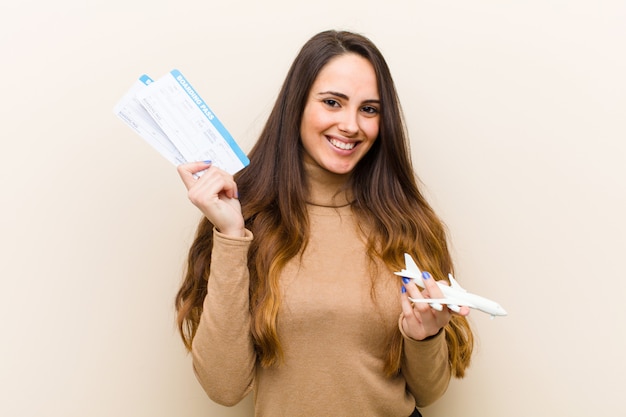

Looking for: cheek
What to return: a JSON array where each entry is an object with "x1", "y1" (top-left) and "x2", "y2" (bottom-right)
[
  {"x1": 301, "y1": 107, "x2": 326, "y2": 139},
  {"x1": 303, "y1": 101, "x2": 330, "y2": 122},
  {"x1": 310, "y1": 111, "x2": 336, "y2": 132},
  {"x1": 358, "y1": 123, "x2": 379, "y2": 155},
  {"x1": 300, "y1": 111, "x2": 328, "y2": 155},
  {"x1": 364, "y1": 118, "x2": 380, "y2": 141}
]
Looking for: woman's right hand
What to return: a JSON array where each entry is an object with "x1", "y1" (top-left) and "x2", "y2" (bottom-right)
[{"x1": 177, "y1": 161, "x2": 246, "y2": 238}]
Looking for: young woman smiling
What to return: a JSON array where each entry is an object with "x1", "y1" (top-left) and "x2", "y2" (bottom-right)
[{"x1": 175, "y1": 30, "x2": 473, "y2": 417}]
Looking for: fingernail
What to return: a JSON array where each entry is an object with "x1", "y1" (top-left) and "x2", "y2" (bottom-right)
[
  {"x1": 422, "y1": 271, "x2": 432, "y2": 280},
  {"x1": 402, "y1": 277, "x2": 410, "y2": 284},
  {"x1": 203, "y1": 160, "x2": 212, "y2": 164},
  {"x1": 401, "y1": 286, "x2": 406, "y2": 294}
]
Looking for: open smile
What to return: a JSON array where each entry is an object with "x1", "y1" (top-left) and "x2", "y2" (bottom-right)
[{"x1": 327, "y1": 137, "x2": 357, "y2": 151}]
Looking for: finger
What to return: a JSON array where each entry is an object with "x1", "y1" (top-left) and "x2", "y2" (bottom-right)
[
  {"x1": 203, "y1": 167, "x2": 239, "y2": 200},
  {"x1": 177, "y1": 161, "x2": 212, "y2": 189},
  {"x1": 401, "y1": 277, "x2": 422, "y2": 302},
  {"x1": 421, "y1": 271, "x2": 445, "y2": 299},
  {"x1": 187, "y1": 167, "x2": 238, "y2": 207},
  {"x1": 403, "y1": 278, "x2": 435, "y2": 316},
  {"x1": 420, "y1": 272, "x2": 468, "y2": 317},
  {"x1": 400, "y1": 285, "x2": 416, "y2": 318},
  {"x1": 410, "y1": 272, "x2": 443, "y2": 312},
  {"x1": 400, "y1": 278, "x2": 420, "y2": 317},
  {"x1": 421, "y1": 272, "x2": 461, "y2": 316},
  {"x1": 453, "y1": 305, "x2": 471, "y2": 316},
  {"x1": 401, "y1": 282, "x2": 442, "y2": 341}
]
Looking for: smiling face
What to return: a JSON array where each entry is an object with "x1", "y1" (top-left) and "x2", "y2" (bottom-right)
[{"x1": 299, "y1": 53, "x2": 380, "y2": 175}]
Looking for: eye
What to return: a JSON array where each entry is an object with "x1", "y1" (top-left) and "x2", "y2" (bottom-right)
[
  {"x1": 361, "y1": 105, "x2": 379, "y2": 115},
  {"x1": 323, "y1": 98, "x2": 341, "y2": 108}
]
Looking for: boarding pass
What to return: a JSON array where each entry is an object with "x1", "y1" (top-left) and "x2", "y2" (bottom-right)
[{"x1": 113, "y1": 70, "x2": 249, "y2": 175}]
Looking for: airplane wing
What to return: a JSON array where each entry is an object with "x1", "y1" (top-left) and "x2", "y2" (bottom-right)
[
  {"x1": 408, "y1": 298, "x2": 474, "y2": 307},
  {"x1": 394, "y1": 269, "x2": 422, "y2": 280},
  {"x1": 408, "y1": 297, "x2": 472, "y2": 313}
]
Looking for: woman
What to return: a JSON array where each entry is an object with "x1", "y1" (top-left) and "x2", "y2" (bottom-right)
[{"x1": 176, "y1": 30, "x2": 473, "y2": 416}]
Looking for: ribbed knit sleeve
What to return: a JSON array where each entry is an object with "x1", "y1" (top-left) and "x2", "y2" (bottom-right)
[
  {"x1": 191, "y1": 229, "x2": 256, "y2": 406},
  {"x1": 399, "y1": 318, "x2": 451, "y2": 407}
]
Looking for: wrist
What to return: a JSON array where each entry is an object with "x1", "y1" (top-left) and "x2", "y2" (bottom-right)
[
  {"x1": 216, "y1": 227, "x2": 246, "y2": 238},
  {"x1": 419, "y1": 327, "x2": 444, "y2": 342}
]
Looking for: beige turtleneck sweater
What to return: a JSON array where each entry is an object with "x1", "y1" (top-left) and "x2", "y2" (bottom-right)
[{"x1": 190, "y1": 163, "x2": 451, "y2": 416}]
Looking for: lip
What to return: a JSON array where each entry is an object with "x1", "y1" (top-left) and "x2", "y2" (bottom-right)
[{"x1": 326, "y1": 135, "x2": 360, "y2": 152}]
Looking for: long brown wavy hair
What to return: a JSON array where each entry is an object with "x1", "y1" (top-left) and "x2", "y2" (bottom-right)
[{"x1": 176, "y1": 30, "x2": 473, "y2": 377}]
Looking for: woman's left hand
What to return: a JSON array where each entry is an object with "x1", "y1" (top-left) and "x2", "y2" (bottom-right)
[{"x1": 400, "y1": 272, "x2": 470, "y2": 341}]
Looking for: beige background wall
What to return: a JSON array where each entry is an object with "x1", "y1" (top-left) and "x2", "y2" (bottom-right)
[{"x1": 1, "y1": 1, "x2": 624, "y2": 416}]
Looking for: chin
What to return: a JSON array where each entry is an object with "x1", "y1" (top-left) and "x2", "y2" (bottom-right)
[{"x1": 324, "y1": 164, "x2": 356, "y2": 175}]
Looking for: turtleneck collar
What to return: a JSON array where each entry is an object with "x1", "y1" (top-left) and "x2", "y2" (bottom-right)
[{"x1": 303, "y1": 159, "x2": 354, "y2": 208}]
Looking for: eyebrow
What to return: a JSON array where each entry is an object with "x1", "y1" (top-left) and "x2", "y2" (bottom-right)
[{"x1": 318, "y1": 90, "x2": 380, "y2": 104}]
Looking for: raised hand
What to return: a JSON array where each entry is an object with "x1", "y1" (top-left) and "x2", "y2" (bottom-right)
[
  {"x1": 400, "y1": 271, "x2": 469, "y2": 341},
  {"x1": 177, "y1": 161, "x2": 245, "y2": 238}
]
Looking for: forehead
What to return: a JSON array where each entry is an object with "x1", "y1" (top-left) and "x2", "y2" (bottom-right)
[{"x1": 311, "y1": 53, "x2": 379, "y2": 97}]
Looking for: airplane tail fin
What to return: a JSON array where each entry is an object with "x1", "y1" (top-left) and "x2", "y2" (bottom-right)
[
  {"x1": 404, "y1": 253, "x2": 421, "y2": 274},
  {"x1": 448, "y1": 274, "x2": 467, "y2": 292}
]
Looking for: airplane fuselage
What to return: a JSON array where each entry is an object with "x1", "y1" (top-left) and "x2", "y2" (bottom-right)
[{"x1": 395, "y1": 253, "x2": 507, "y2": 318}]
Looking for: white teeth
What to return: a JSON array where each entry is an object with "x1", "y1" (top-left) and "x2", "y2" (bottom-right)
[{"x1": 329, "y1": 138, "x2": 355, "y2": 150}]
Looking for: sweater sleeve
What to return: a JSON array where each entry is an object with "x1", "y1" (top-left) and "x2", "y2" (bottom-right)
[
  {"x1": 191, "y1": 229, "x2": 256, "y2": 406},
  {"x1": 398, "y1": 317, "x2": 451, "y2": 408}
]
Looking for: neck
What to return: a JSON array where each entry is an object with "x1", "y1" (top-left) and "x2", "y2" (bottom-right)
[{"x1": 304, "y1": 159, "x2": 353, "y2": 207}]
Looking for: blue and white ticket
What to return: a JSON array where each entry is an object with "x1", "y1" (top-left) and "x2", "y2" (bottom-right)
[
  {"x1": 114, "y1": 74, "x2": 187, "y2": 166},
  {"x1": 114, "y1": 70, "x2": 249, "y2": 175}
]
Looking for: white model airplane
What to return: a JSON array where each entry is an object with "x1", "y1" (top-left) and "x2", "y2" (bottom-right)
[{"x1": 395, "y1": 253, "x2": 507, "y2": 319}]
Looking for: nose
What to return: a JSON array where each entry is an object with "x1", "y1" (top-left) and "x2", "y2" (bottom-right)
[{"x1": 338, "y1": 109, "x2": 359, "y2": 137}]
